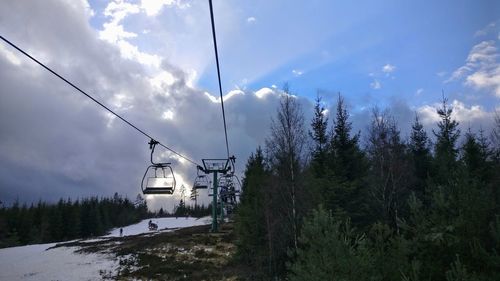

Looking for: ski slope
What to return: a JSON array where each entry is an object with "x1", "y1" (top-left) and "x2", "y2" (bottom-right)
[
  {"x1": 0, "y1": 216, "x2": 211, "y2": 281},
  {"x1": 105, "y1": 216, "x2": 212, "y2": 237}
]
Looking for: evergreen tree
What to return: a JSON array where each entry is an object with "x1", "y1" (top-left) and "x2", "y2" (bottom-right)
[
  {"x1": 288, "y1": 206, "x2": 373, "y2": 281},
  {"x1": 433, "y1": 96, "x2": 460, "y2": 183},
  {"x1": 325, "y1": 94, "x2": 367, "y2": 227},
  {"x1": 175, "y1": 199, "x2": 186, "y2": 217},
  {"x1": 235, "y1": 148, "x2": 270, "y2": 277},
  {"x1": 309, "y1": 95, "x2": 329, "y2": 176},
  {"x1": 328, "y1": 94, "x2": 364, "y2": 182},
  {"x1": 409, "y1": 113, "x2": 432, "y2": 198},
  {"x1": 461, "y1": 129, "x2": 490, "y2": 182}
]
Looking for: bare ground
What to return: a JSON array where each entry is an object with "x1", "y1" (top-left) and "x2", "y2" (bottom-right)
[{"x1": 52, "y1": 223, "x2": 253, "y2": 280}]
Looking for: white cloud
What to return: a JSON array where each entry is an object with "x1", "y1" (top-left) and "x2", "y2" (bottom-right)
[
  {"x1": 204, "y1": 89, "x2": 245, "y2": 103},
  {"x1": 100, "y1": 22, "x2": 138, "y2": 43},
  {"x1": 415, "y1": 88, "x2": 424, "y2": 96},
  {"x1": 370, "y1": 79, "x2": 381, "y2": 89},
  {"x1": 382, "y1": 63, "x2": 396, "y2": 73},
  {"x1": 103, "y1": 1, "x2": 140, "y2": 24},
  {"x1": 140, "y1": 0, "x2": 176, "y2": 16},
  {"x1": 474, "y1": 21, "x2": 498, "y2": 37},
  {"x1": 247, "y1": 17, "x2": 256, "y2": 23},
  {"x1": 99, "y1": 1, "x2": 163, "y2": 68},
  {"x1": 116, "y1": 40, "x2": 161, "y2": 67},
  {"x1": 292, "y1": 69, "x2": 303, "y2": 76},
  {"x1": 417, "y1": 99, "x2": 491, "y2": 125},
  {"x1": 436, "y1": 71, "x2": 447, "y2": 77},
  {"x1": 446, "y1": 40, "x2": 500, "y2": 97},
  {"x1": 150, "y1": 71, "x2": 176, "y2": 91},
  {"x1": 255, "y1": 87, "x2": 274, "y2": 99},
  {"x1": 140, "y1": 0, "x2": 190, "y2": 16}
]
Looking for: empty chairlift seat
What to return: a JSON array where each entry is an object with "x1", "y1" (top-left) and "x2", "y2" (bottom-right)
[
  {"x1": 141, "y1": 139, "x2": 177, "y2": 195},
  {"x1": 142, "y1": 164, "x2": 176, "y2": 194}
]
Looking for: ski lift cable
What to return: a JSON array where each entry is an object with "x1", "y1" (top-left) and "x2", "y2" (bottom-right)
[
  {"x1": 0, "y1": 35, "x2": 200, "y2": 167},
  {"x1": 208, "y1": 0, "x2": 230, "y2": 159}
]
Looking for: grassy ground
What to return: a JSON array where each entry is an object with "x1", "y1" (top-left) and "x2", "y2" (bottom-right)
[{"x1": 53, "y1": 222, "x2": 252, "y2": 280}]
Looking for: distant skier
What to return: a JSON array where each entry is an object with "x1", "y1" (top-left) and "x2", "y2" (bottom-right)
[{"x1": 120, "y1": 228, "x2": 123, "y2": 237}]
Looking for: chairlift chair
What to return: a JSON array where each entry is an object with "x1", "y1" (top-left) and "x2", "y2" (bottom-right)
[
  {"x1": 141, "y1": 139, "x2": 176, "y2": 195},
  {"x1": 192, "y1": 166, "x2": 210, "y2": 190},
  {"x1": 217, "y1": 173, "x2": 241, "y2": 204}
]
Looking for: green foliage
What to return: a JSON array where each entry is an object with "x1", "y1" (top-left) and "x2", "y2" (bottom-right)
[
  {"x1": 235, "y1": 148, "x2": 270, "y2": 278},
  {"x1": 288, "y1": 206, "x2": 373, "y2": 281},
  {"x1": 461, "y1": 129, "x2": 491, "y2": 182},
  {"x1": 0, "y1": 193, "x2": 151, "y2": 248},
  {"x1": 433, "y1": 96, "x2": 461, "y2": 183},
  {"x1": 309, "y1": 95, "x2": 329, "y2": 176},
  {"x1": 409, "y1": 114, "x2": 432, "y2": 198},
  {"x1": 322, "y1": 94, "x2": 368, "y2": 228},
  {"x1": 236, "y1": 94, "x2": 500, "y2": 281}
]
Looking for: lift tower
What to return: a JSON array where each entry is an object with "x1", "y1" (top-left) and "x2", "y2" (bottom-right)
[{"x1": 198, "y1": 159, "x2": 231, "y2": 232}]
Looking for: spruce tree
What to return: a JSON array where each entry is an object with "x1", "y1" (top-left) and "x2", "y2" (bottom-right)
[
  {"x1": 409, "y1": 113, "x2": 432, "y2": 198},
  {"x1": 432, "y1": 96, "x2": 460, "y2": 183},
  {"x1": 329, "y1": 94, "x2": 364, "y2": 182},
  {"x1": 235, "y1": 148, "x2": 270, "y2": 277},
  {"x1": 309, "y1": 95, "x2": 329, "y2": 176},
  {"x1": 461, "y1": 129, "x2": 490, "y2": 182},
  {"x1": 288, "y1": 206, "x2": 373, "y2": 281},
  {"x1": 326, "y1": 94, "x2": 367, "y2": 227}
]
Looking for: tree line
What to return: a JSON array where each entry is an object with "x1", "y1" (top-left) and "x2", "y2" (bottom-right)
[
  {"x1": 155, "y1": 199, "x2": 212, "y2": 218},
  {"x1": 236, "y1": 90, "x2": 500, "y2": 280},
  {"x1": 0, "y1": 193, "x2": 149, "y2": 248}
]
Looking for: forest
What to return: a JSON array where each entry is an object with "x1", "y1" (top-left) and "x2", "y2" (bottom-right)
[
  {"x1": 0, "y1": 193, "x2": 211, "y2": 248},
  {"x1": 0, "y1": 193, "x2": 149, "y2": 247},
  {"x1": 235, "y1": 91, "x2": 500, "y2": 280}
]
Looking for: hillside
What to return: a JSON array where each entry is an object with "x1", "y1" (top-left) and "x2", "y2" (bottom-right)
[{"x1": 0, "y1": 217, "x2": 250, "y2": 281}]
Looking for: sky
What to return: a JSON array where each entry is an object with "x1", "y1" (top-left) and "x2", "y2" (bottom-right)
[{"x1": 0, "y1": 0, "x2": 499, "y2": 211}]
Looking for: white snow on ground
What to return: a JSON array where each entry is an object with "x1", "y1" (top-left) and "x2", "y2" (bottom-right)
[
  {"x1": 105, "y1": 216, "x2": 211, "y2": 237},
  {"x1": 0, "y1": 243, "x2": 117, "y2": 281},
  {"x1": 0, "y1": 216, "x2": 211, "y2": 281}
]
